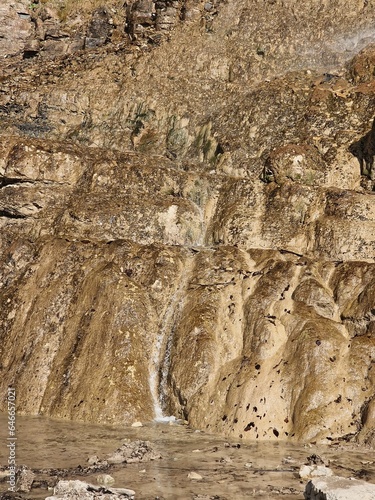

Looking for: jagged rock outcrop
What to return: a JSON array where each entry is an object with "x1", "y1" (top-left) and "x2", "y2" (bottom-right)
[{"x1": 1, "y1": 0, "x2": 375, "y2": 446}]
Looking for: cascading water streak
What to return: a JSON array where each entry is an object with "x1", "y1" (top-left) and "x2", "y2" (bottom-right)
[{"x1": 148, "y1": 257, "x2": 195, "y2": 422}]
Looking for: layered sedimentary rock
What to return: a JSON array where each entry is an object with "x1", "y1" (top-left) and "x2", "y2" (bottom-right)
[{"x1": 1, "y1": 0, "x2": 375, "y2": 445}]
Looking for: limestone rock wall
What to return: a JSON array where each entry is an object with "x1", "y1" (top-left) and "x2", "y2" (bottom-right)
[{"x1": 1, "y1": 0, "x2": 375, "y2": 445}]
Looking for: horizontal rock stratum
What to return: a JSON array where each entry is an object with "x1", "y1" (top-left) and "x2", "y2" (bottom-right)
[{"x1": 1, "y1": 0, "x2": 375, "y2": 446}]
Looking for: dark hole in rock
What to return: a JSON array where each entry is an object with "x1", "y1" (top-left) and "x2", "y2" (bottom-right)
[
  {"x1": 23, "y1": 50, "x2": 38, "y2": 59},
  {"x1": 244, "y1": 422, "x2": 255, "y2": 431},
  {"x1": 215, "y1": 143, "x2": 224, "y2": 156}
]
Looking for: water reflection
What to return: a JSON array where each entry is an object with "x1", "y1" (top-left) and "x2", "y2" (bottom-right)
[{"x1": 0, "y1": 414, "x2": 374, "y2": 499}]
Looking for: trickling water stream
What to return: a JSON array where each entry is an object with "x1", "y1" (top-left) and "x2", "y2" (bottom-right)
[{"x1": 149, "y1": 256, "x2": 195, "y2": 421}]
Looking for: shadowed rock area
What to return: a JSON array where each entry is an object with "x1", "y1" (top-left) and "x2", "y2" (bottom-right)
[{"x1": 1, "y1": 0, "x2": 375, "y2": 449}]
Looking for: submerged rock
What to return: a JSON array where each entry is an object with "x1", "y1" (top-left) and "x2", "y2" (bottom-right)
[{"x1": 104, "y1": 440, "x2": 162, "y2": 465}]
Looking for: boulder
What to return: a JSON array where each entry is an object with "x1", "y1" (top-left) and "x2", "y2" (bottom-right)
[
  {"x1": 16, "y1": 465, "x2": 35, "y2": 492},
  {"x1": 105, "y1": 439, "x2": 162, "y2": 464},
  {"x1": 45, "y1": 480, "x2": 135, "y2": 500},
  {"x1": 304, "y1": 475, "x2": 375, "y2": 500}
]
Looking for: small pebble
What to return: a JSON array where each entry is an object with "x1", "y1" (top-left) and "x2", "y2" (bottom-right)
[
  {"x1": 188, "y1": 472, "x2": 203, "y2": 480},
  {"x1": 87, "y1": 455, "x2": 100, "y2": 465},
  {"x1": 131, "y1": 421, "x2": 143, "y2": 427},
  {"x1": 96, "y1": 474, "x2": 115, "y2": 485}
]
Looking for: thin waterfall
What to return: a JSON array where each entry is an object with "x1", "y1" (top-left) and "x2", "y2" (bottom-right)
[{"x1": 148, "y1": 256, "x2": 195, "y2": 421}]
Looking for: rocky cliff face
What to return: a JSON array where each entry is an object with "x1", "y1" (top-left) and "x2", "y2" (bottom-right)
[{"x1": 1, "y1": 0, "x2": 375, "y2": 446}]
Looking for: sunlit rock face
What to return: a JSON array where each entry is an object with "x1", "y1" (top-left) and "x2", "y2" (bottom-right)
[{"x1": 1, "y1": 0, "x2": 375, "y2": 445}]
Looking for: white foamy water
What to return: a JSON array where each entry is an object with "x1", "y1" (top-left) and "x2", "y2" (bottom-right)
[
  {"x1": 149, "y1": 329, "x2": 165, "y2": 420},
  {"x1": 154, "y1": 415, "x2": 177, "y2": 423},
  {"x1": 149, "y1": 258, "x2": 195, "y2": 421},
  {"x1": 332, "y1": 27, "x2": 375, "y2": 55}
]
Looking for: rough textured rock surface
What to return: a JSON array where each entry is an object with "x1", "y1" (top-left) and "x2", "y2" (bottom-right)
[
  {"x1": 304, "y1": 475, "x2": 375, "y2": 500},
  {"x1": 1, "y1": 0, "x2": 375, "y2": 445},
  {"x1": 15, "y1": 466, "x2": 35, "y2": 493},
  {"x1": 45, "y1": 480, "x2": 135, "y2": 499},
  {"x1": 101, "y1": 439, "x2": 162, "y2": 464}
]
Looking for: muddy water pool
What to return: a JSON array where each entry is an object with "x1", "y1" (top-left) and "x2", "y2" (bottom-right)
[{"x1": 1, "y1": 414, "x2": 375, "y2": 499}]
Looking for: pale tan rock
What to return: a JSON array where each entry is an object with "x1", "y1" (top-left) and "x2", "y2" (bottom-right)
[
  {"x1": 45, "y1": 479, "x2": 135, "y2": 499},
  {"x1": 305, "y1": 475, "x2": 375, "y2": 500},
  {"x1": 131, "y1": 421, "x2": 143, "y2": 427},
  {"x1": 96, "y1": 474, "x2": 115, "y2": 485},
  {"x1": 299, "y1": 465, "x2": 333, "y2": 479},
  {"x1": 188, "y1": 471, "x2": 203, "y2": 480},
  {"x1": 1, "y1": 0, "x2": 375, "y2": 448}
]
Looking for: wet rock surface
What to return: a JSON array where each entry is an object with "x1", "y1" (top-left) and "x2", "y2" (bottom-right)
[
  {"x1": 1, "y1": 0, "x2": 375, "y2": 463},
  {"x1": 98, "y1": 439, "x2": 162, "y2": 465},
  {"x1": 45, "y1": 480, "x2": 135, "y2": 500},
  {"x1": 15, "y1": 466, "x2": 35, "y2": 493}
]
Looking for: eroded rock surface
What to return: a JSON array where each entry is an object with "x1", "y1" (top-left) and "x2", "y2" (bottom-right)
[
  {"x1": 305, "y1": 475, "x2": 375, "y2": 500},
  {"x1": 45, "y1": 480, "x2": 135, "y2": 500},
  {"x1": 101, "y1": 439, "x2": 162, "y2": 464},
  {"x1": 0, "y1": 0, "x2": 375, "y2": 447}
]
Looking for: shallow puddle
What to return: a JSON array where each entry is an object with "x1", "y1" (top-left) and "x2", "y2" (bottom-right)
[{"x1": 0, "y1": 414, "x2": 374, "y2": 499}]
